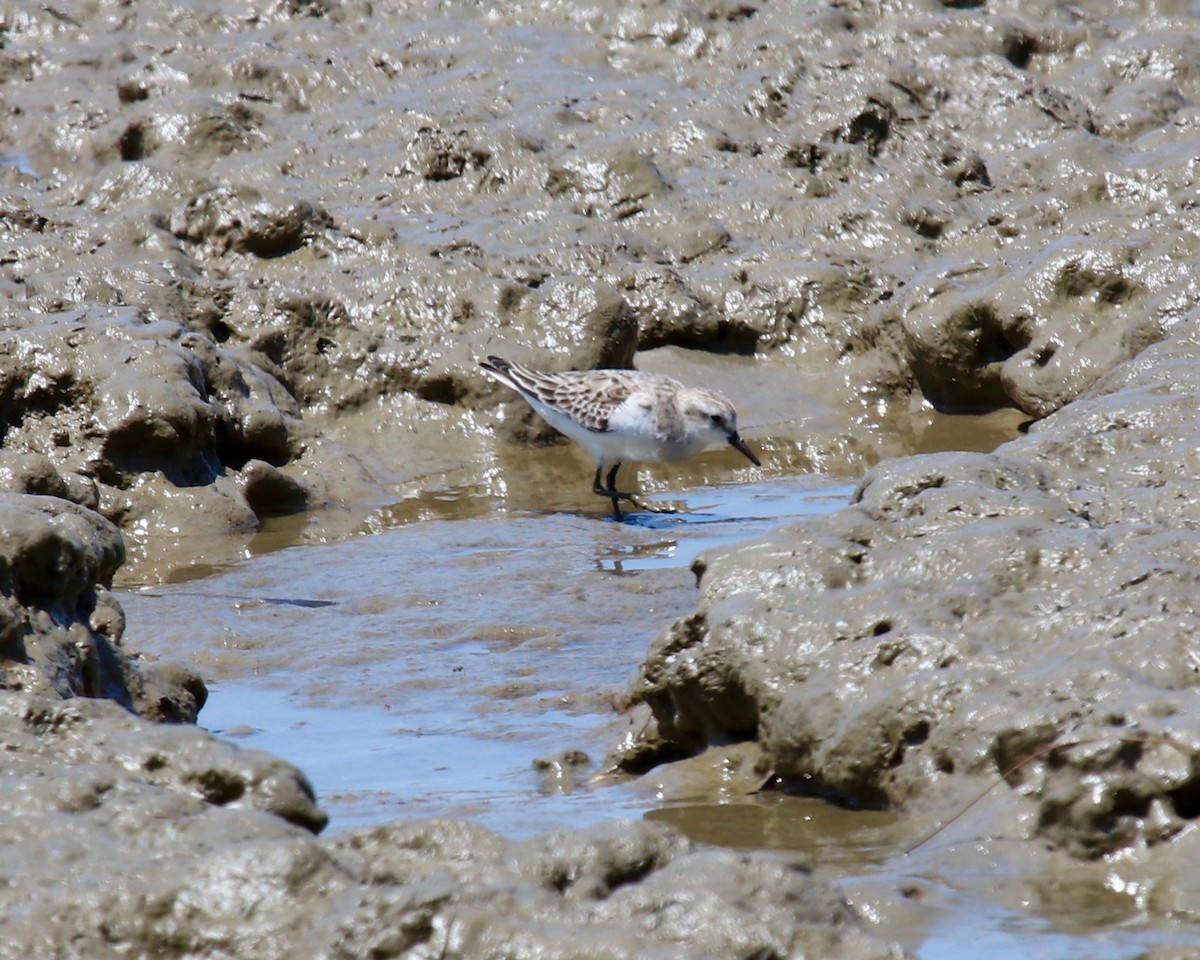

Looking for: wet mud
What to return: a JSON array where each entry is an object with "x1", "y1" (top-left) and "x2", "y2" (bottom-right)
[{"x1": 4, "y1": 0, "x2": 1200, "y2": 956}]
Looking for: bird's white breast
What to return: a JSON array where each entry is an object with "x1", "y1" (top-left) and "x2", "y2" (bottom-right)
[{"x1": 607, "y1": 395, "x2": 712, "y2": 463}]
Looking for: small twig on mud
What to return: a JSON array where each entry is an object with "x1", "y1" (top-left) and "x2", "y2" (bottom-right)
[{"x1": 903, "y1": 734, "x2": 1197, "y2": 857}]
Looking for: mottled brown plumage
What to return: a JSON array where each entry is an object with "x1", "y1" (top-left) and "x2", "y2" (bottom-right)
[{"x1": 480, "y1": 354, "x2": 760, "y2": 518}]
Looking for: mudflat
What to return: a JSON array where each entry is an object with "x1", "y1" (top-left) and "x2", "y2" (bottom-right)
[{"x1": 2, "y1": 0, "x2": 1199, "y2": 956}]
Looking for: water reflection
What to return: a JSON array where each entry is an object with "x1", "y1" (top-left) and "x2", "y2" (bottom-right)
[
  {"x1": 593, "y1": 479, "x2": 855, "y2": 573},
  {"x1": 595, "y1": 538, "x2": 679, "y2": 574}
]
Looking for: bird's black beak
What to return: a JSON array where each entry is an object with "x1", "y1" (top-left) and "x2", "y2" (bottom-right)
[{"x1": 728, "y1": 431, "x2": 760, "y2": 466}]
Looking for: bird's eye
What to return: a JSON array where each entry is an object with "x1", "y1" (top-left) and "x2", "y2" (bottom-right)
[{"x1": 710, "y1": 414, "x2": 722, "y2": 424}]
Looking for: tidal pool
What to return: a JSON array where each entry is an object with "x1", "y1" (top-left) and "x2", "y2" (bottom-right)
[{"x1": 121, "y1": 475, "x2": 850, "y2": 834}]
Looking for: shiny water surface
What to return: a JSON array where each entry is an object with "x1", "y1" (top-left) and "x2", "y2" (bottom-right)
[{"x1": 124, "y1": 475, "x2": 850, "y2": 836}]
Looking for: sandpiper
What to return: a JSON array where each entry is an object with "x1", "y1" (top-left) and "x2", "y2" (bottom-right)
[{"x1": 480, "y1": 355, "x2": 760, "y2": 518}]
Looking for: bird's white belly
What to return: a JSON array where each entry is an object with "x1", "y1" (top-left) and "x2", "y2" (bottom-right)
[
  {"x1": 573, "y1": 418, "x2": 668, "y2": 465},
  {"x1": 529, "y1": 398, "x2": 708, "y2": 465},
  {"x1": 614, "y1": 430, "x2": 703, "y2": 463},
  {"x1": 604, "y1": 403, "x2": 711, "y2": 464}
]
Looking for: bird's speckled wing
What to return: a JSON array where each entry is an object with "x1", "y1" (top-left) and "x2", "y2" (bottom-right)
[{"x1": 481, "y1": 356, "x2": 647, "y2": 433}]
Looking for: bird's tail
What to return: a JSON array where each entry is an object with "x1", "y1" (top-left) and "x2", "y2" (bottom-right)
[
  {"x1": 479, "y1": 355, "x2": 544, "y2": 399},
  {"x1": 479, "y1": 355, "x2": 514, "y2": 381}
]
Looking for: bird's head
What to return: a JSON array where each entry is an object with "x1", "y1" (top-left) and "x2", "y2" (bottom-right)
[{"x1": 685, "y1": 389, "x2": 761, "y2": 466}]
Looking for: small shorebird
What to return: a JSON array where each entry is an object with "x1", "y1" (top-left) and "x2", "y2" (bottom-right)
[{"x1": 480, "y1": 355, "x2": 760, "y2": 518}]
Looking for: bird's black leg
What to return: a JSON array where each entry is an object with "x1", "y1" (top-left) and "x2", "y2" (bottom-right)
[
  {"x1": 606, "y1": 463, "x2": 623, "y2": 518},
  {"x1": 591, "y1": 463, "x2": 638, "y2": 519}
]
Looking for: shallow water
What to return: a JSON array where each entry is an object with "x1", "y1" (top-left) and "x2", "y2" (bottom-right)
[
  {"x1": 122, "y1": 475, "x2": 851, "y2": 834},
  {"x1": 204, "y1": 681, "x2": 628, "y2": 830}
]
